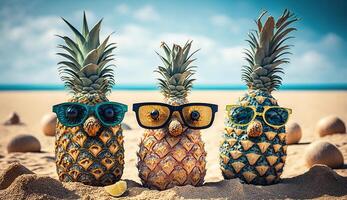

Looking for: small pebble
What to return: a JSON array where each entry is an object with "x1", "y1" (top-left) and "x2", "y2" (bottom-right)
[
  {"x1": 316, "y1": 116, "x2": 346, "y2": 137},
  {"x1": 7, "y1": 135, "x2": 41, "y2": 153},
  {"x1": 304, "y1": 141, "x2": 344, "y2": 169},
  {"x1": 286, "y1": 122, "x2": 302, "y2": 144}
]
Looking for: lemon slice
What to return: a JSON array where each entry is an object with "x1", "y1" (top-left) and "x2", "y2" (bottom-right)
[{"x1": 104, "y1": 180, "x2": 127, "y2": 197}]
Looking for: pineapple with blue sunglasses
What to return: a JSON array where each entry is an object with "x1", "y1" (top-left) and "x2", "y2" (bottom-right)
[
  {"x1": 220, "y1": 10, "x2": 297, "y2": 185},
  {"x1": 53, "y1": 13, "x2": 127, "y2": 186}
]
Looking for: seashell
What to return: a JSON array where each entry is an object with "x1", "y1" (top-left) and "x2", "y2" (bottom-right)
[
  {"x1": 305, "y1": 141, "x2": 343, "y2": 169},
  {"x1": 4, "y1": 112, "x2": 21, "y2": 125},
  {"x1": 286, "y1": 122, "x2": 302, "y2": 144},
  {"x1": 41, "y1": 113, "x2": 57, "y2": 136},
  {"x1": 316, "y1": 116, "x2": 346, "y2": 137}
]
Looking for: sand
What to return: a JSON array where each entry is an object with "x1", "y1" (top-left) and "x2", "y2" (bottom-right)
[{"x1": 0, "y1": 91, "x2": 347, "y2": 199}]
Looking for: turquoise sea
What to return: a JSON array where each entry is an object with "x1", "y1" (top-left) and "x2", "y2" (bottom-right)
[{"x1": 0, "y1": 84, "x2": 346, "y2": 91}]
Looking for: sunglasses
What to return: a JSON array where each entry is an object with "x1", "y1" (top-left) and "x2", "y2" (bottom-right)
[
  {"x1": 52, "y1": 102, "x2": 128, "y2": 127},
  {"x1": 132, "y1": 102, "x2": 218, "y2": 129},
  {"x1": 226, "y1": 105, "x2": 292, "y2": 128}
]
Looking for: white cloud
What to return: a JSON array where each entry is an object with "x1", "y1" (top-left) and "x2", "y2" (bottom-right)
[
  {"x1": 0, "y1": 13, "x2": 64, "y2": 83},
  {"x1": 0, "y1": 3, "x2": 345, "y2": 86},
  {"x1": 220, "y1": 46, "x2": 244, "y2": 62},
  {"x1": 210, "y1": 15, "x2": 246, "y2": 33},
  {"x1": 300, "y1": 51, "x2": 326, "y2": 66},
  {"x1": 115, "y1": 4, "x2": 129, "y2": 15},
  {"x1": 211, "y1": 15, "x2": 230, "y2": 26},
  {"x1": 114, "y1": 4, "x2": 161, "y2": 22},
  {"x1": 291, "y1": 50, "x2": 331, "y2": 72},
  {"x1": 286, "y1": 34, "x2": 345, "y2": 83},
  {"x1": 318, "y1": 33, "x2": 344, "y2": 50},
  {"x1": 101, "y1": 22, "x2": 244, "y2": 84},
  {"x1": 321, "y1": 33, "x2": 342, "y2": 48},
  {"x1": 116, "y1": 24, "x2": 153, "y2": 52},
  {"x1": 133, "y1": 5, "x2": 160, "y2": 22}
]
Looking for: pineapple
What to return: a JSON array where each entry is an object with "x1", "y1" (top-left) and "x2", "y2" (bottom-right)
[
  {"x1": 220, "y1": 10, "x2": 298, "y2": 185},
  {"x1": 137, "y1": 41, "x2": 207, "y2": 190},
  {"x1": 54, "y1": 13, "x2": 124, "y2": 186}
]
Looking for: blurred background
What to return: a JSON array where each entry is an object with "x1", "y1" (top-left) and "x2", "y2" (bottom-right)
[{"x1": 0, "y1": 0, "x2": 346, "y2": 89}]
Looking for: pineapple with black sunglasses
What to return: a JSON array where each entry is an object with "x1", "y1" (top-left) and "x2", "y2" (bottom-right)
[
  {"x1": 220, "y1": 10, "x2": 298, "y2": 185},
  {"x1": 133, "y1": 41, "x2": 218, "y2": 190},
  {"x1": 52, "y1": 13, "x2": 128, "y2": 186}
]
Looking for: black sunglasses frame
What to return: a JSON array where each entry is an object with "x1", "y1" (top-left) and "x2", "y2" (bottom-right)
[{"x1": 132, "y1": 102, "x2": 218, "y2": 129}]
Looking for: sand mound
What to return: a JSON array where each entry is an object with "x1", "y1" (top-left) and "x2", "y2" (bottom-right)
[
  {"x1": 0, "y1": 163, "x2": 77, "y2": 200},
  {"x1": 1, "y1": 164, "x2": 347, "y2": 199},
  {"x1": 0, "y1": 162, "x2": 33, "y2": 190},
  {"x1": 270, "y1": 165, "x2": 347, "y2": 199},
  {"x1": 0, "y1": 174, "x2": 78, "y2": 200},
  {"x1": 171, "y1": 165, "x2": 347, "y2": 199}
]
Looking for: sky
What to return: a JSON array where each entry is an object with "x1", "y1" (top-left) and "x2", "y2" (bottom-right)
[{"x1": 0, "y1": 0, "x2": 346, "y2": 86}]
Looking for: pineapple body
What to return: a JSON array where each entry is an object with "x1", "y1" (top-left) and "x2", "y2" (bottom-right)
[
  {"x1": 54, "y1": 13, "x2": 122, "y2": 186},
  {"x1": 55, "y1": 95, "x2": 124, "y2": 186},
  {"x1": 220, "y1": 90, "x2": 287, "y2": 185},
  {"x1": 137, "y1": 127, "x2": 206, "y2": 190},
  {"x1": 219, "y1": 10, "x2": 297, "y2": 185},
  {"x1": 137, "y1": 41, "x2": 207, "y2": 190}
]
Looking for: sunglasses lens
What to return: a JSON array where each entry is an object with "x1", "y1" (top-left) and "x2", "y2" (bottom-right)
[
  {"x1": 229, "y1": 106, "x2": 254, "y2": 125},
  {"x1": 137, "y1": 105, "x2": 170, "y2": 128},
  {"x1": 264, "y1": 107, "x2": 289, "y2": 126},
  {"x1": 97, "y1": 103, "x2": 125, "y2": 126},
  {"x1": 55, "y1": 104, "x2": 87, "y2": 126},
  {"x1": 182, "y1": 105, "x2": 213, "y2": 128}
]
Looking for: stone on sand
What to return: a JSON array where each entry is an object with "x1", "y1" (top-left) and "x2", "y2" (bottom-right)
[
  {"x1": 316, "y1": 116, "x2": 346, "y2": 137},
  {"x1": 304, "y1": 141, "x2": 344, "y2": 169},
  {"x1": 286, "y1": 122, "x2": 302, "y2": 144},
  {"x1": 4, "y1": 112, "x2": 21, "y2": 125},
  {"x1": 7, "y1": 134, "x2": 41, "y2": 153},
  {"x1": 41, "y1": 113, "x2": 57, "y2": 136}
]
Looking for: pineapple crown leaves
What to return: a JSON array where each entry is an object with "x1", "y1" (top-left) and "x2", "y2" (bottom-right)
[
  {"x1": 242, "y1": 9, "x2": 298, "y2": 93},
  {"x1": 155, "y1": 41, "x2": 199, "y2": 99},
  {"x1": 56, "y1": 12, "x2": 116, "y2": 96}
]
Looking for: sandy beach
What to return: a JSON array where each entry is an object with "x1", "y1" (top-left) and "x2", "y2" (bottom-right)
[{"x1": 0, "y1": 90, "x2": 347, "y2": 199}]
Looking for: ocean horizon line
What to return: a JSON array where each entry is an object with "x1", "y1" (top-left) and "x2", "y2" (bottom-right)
[{"x1": 0, "y1": 83, "x2": 347, "y2": 91}]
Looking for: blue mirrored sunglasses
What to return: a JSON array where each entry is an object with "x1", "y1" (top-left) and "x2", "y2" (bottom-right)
[{"x1": 52, "y1": 102, "x2": 128, "y2": 127}]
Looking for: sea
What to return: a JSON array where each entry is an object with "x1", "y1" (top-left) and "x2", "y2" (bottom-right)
[{"x1": 0, "y1": 84, "x2": 346, "y2": 91}]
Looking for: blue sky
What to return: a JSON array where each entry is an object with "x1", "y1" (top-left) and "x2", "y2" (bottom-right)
[{"x1": 0, "y1": 0, "x2": 346, "y2": 85}]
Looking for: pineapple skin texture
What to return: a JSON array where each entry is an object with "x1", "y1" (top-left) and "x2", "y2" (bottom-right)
[
  {"x1": 55, "y1": 95, "x2": 124, "y2": 186},
  {"x1": 220, "y1": 90, "x2": 287, "y2": 185},
  {"x1": 137, "y1": 127, "x2": 207, "y2": 190}
]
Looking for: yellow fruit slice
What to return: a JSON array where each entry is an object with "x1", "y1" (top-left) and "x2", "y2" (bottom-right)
[{"x1": 104, "y1": 180, "x2": 127, "y2": 197}]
